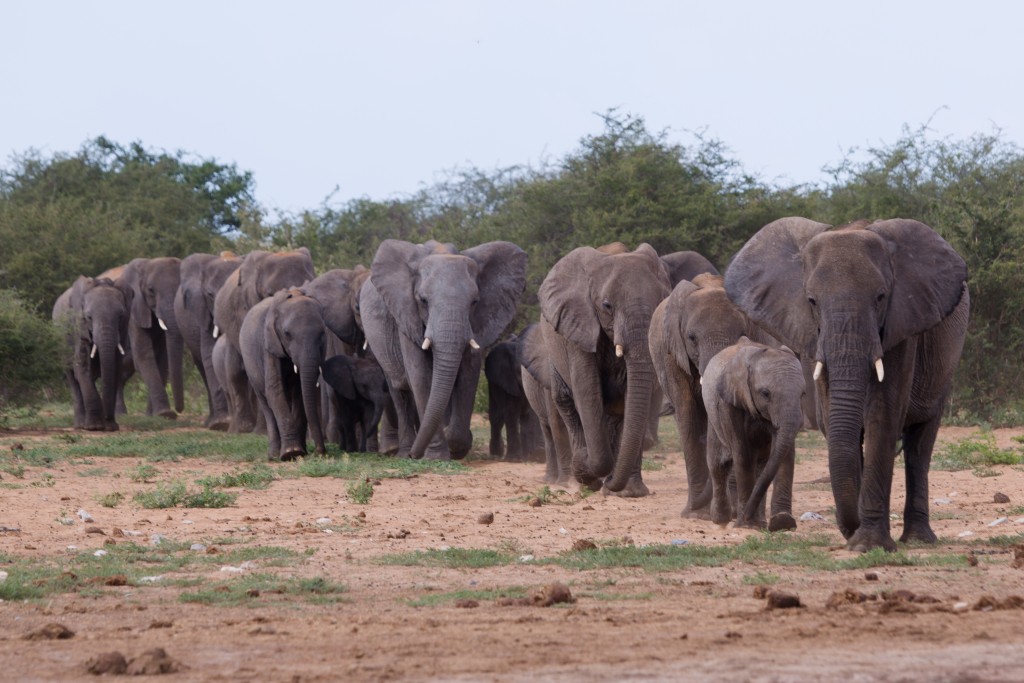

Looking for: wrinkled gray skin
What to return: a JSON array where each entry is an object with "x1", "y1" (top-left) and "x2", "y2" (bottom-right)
[
  {"x1": 484, "y1": 335, "x2": 542, "y2": 460},
  {"x1": 726, "y1": 217, "x2": 970, "y2": 552},
  {"x1": 213, "y1": 248, "x2": 316, "y2": 433},
  {"x1": 360, "y1": 240, "x2": 527, "y2": 460},
  {"x1": 302, "y1": 267, "x2": 373, "y2": 447},
  {"x1": 518, "y1": 321, "x2": 574, "y2": 485},
  {"x1": 240, "y1": 288, "x2": 327, "y2": 461},
  {"x1": 52, "y1": 277, "x2": 131, "y2": 431},
  {"x1": 322, "y1": 353, "x2": 394, "y2": 453},
  {"x1": 119, "y1": 257, "x2": 185, "y2": 418},
  {"x1": 174, "y1": 252, "x2": 242, "y2": 430},
  {"x1": 648, "y1": 273, "x2": 779, "y2": 517},
  {"x1": 538, "y1": 243, "x2": 672, "y2": 496},
  {"x1": 702, "y1": 338, "x2": 805, "y2": 531}
]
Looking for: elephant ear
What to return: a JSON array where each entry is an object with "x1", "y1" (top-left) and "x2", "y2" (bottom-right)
[
  {"x1": 663, "y1": 279, "x2": 700, "y2": 377},
  {"x1": 516, "y1": 323, "x2": 549, "y2": 387},
  {"x1": 485, "y1": 343, "x2": 523, "y2": 398},
  {"x1": 714, "y1": 340, "x2": 758, "y2": 414},
  {"x1": 539, "y1": 247, "x2": 602, "y2": 353},
  {"x1": 69, "y1": 276, "x2": 91, "y2": 312},
  {"x1": 635, "y1": 243, "x2": 674, "y2": 293},
  {"x1": 725, "y1": 217, "x2": 831, "y2": 359},
  {"x1": 463, "y1": 241, "x2": 528, "y2": 348},
  {"x1": 371, "y1": 239, "x2": 429, "y2": 345},
  {"x1": 122, "y1": 259, "x2": 153, "y2": 329},
  {"x1": 264, "y1": 290, "x2": 290, "y2": 359},
  {"x1": 868, "y1": 219, "x2": 969, "y2": 350},
  {"x1": 323, "y1": 355, "x2": 358, "y2": 401},
  {"x1": 661, "y1": 251, "x2": 720, "y2": 287}
]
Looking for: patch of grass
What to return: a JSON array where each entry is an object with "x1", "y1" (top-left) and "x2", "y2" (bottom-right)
[
  {"x1": 589, "y1": 591, "x2": 654, "y2": 601},
  {"x1": 196, "y1": 464, "x2": 275, "y2": 490},
  {"x1": 179, "y1": 573, "x2": 348, "y2": 606},
  {"x1": 134, "y1": 481, "x2": 238, "y2": 509},
  {"x1": 407, "y1": 586, "x2": 528, "y2": 607},
  {"x1": 378, "y1": 548, "x2": 516, "y2": 569},
  {"x1": 0, "y1": 461, "x2": 26, "y2": 478},
  {"x1": 289, "y1": 451, "x2": 467, "y2": 481},
  {"x1": 346, "y1": 478, "x2": 374, "y2": 504},
  {"x1": 742, "y1": 571, "x2": 780, "y2": 585},
  {"x1": 96, "y1": 491, "x2": 125, "y2": 508},
  {"x1": 31, "y1": 473, "x2": 56, "y2": 487},
  {"x1": 130, "y1": 463, "x2": 159, "y2": 483},
  {"x1": 1008, "y1": 506, "x2": 1024, "y2": 516},
  {"x1": 641, "y1": 457, "x2": 665, "y2": 472},
  {"x1": 933, "y1": 432, "x2": 1022, "y2": 474}
]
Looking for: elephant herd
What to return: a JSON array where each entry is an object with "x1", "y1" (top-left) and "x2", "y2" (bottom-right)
[{"x1": 52, "y1": 217, "x2": 970, "y2": 553}]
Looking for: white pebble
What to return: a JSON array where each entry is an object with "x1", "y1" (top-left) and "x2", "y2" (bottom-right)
[
  {"x1": 316, "y1": 517, "x2": 331, "y2": 525},
  {"x1": 150, "y1": 533, "x2": 169, "y2": 545},
  {"x1": 519, "y1": 555, "x2": 535, "y2": 562},
  {"x1": 800, "y1": 511, "x2": 825, "y2": 522},
  {"x1": 77, "y1": 509, "x2": 94, "y2": 522},
  {"x1": 138, "y1": 575, "x2": 163, "y2": 583},
  {"x1": 988, "y1": 517, "x2": 1008, "y2": 527},
  {"x1": 190, "y1": 544, "x2": 206, "y2": 552},
  {"x1": 957, "y1": 530, "x2": 975, "y2": 538},
  {"x1": 66, "y1": 545, "x2": 77, "y2": 551},
  {"x1": 558, "y1": 527, "x2": 568, "y2": 535},
  {"x1": 93, "y1": 549, "x2": 108, "y2": 557},
  {"x1": 933, "y1": 498, "x2": 953, "y2": 505},
  {"x1": 323, "y1": 529, "x2": 334, "y2": 534},
  {"x1": 0, "y1": 570, "x2": 8, "y2": 583},
  {"x1": 181, "y1": 519, "x2": 194, "y2": 525},
  {"x1": 953, "y1": 601, "x2": 969, "y2": 612},
  {"x1": 122, "y1": 530, "x2": 144, "y2": 537},
  {"x1": 1015, "y1": 518, "x2": 1024, "y2": 525}
]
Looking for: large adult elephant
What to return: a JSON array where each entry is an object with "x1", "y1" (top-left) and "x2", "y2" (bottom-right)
[
  {"x1": 538, "y1": 243, "x2": 671, "y2": 496},
  {"x1": 648, "y1": 273, "x2": 779, "y2": 517},
  {"x1": 702, "y1": 337, "x2": 805, "y2": 531},
  {"x1": 119, "y1": 257, "x2": 185, "y2": 418},
  {"x1": 360, "y1": 239, "x2": 527, "y2": 460},
  {"x1": 174, "y1": 251, "x2": 241, "y2": 430},
  {"x1": 213, "y1": 248, "x2": 316, "y2": 433},
  {"x1": 240, "y1": 287, "x2": 327, "y2": 460},
  {"x1": 725, "y1": 217, "x2": 970, "y2": 552},
  {"x1": 52, "y1": 276, "x2": 131, "y2": 431}
]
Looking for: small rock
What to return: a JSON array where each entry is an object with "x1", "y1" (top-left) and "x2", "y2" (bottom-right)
[
  {"x1": 765, "y1": 591, "x2": 802, "y2": 609},
  {"x1": 24, "y1": 623, "x2": 75, "y2": 640},
  {"x1": 826, "y1": 589, "x2": 870, "y2": 608},
  {"x1": 572, "y1": 539, "x2": 597, "y2": 551},
  {"x1": 799, "y1": 511, "x2": 825, "y2": 522},
  {"x1": 149, "y1": 620, "x2": 173, "y2": 629},
  {"x1": 958, "y1": 530, "x2": 975, "y2": 538},
  {"x1": 150, "y1": 533, "x2": 169, "y2": 545},
  {"x1": 671, "y1": 539, "x2": 689, "y2": 546},
  {"x1": 751, "y1": 585, "x2": 770, "y2": 599},
  {"x1": 190, "y1": 544, "x2": 207, "y2": 552},
  {"x1": 93, "y1": 550, "x2": 108, "y2": 558},
  {"x1": 181, "y1": 519, "x2": 194, "y2": 525},
  {"x1": 85, "y1": 651, "x2": 127, "y2": 675},
  {"x1": 933, "y1": 498, "x2": 953, "y2": 505},
  {"x1": 0, "y1": 570, "x2": 7, "y2": 583},
  {"x1": 104, "y1": 575, "x2": 128, "y2": 586},
  {"x1": 477, "y1": 512, "x2": 494, "y2": 525},
  {"x1": 953, "y1": 601, "x2": 970, "y2": 612},
  {"x1": 558, "y1": 527, "x2": 568, "y2": 535},
  {"x1": 864, "y1": 571, "x2": 880, "y2": 581},
  {"x1": 84, "y1": 526, "x2": 105, "y2": 535},
  {"x1": 533, "y1": 582, "x2": 575, "y2": 607},
  {"x1": 989, "y1": 517, "x2": 1008, "y2": 527},
  {"x1": 994, "y1": 492, "x2": 1011, "y2": 504},
  {"x1": 454, "y1": 599, "x2": 479, "y2": 608},
  {"x1": 246, "y1": 588, "x2": 260, "y2": 598},
  {"x1": 125, "y1": 647, "x2": 179, "y2": 675},
  {"x1": 527, "y1": 497, "x2": 542, "y2": 507},
  {"x1": 316, "y1": 517, "x2": 331, "y2": 525},
  {"x1": 518, "y1": 554, "x2": 535, "y2": 562},
  {"x1": 76, "y1": 509, "x2": 94, "y2": 522},
  {"x1": 966, "y1": 551, "x2": 979, "y2": 567},
  {"x1": 1011, "y1": 544, "x2": 1024, "y2": 569},
  {"x1": 138, "y1": 575, "x2": 164, "y2": 583}
]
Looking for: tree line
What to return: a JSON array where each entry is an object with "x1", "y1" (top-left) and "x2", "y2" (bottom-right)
[{"x1": 2, "y1": 112, "x2": 1022, "y2": 422}]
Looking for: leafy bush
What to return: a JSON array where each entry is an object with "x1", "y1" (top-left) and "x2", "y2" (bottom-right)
[{"x1": 0, "y1": 289, "x2": 63, "y2": 424}]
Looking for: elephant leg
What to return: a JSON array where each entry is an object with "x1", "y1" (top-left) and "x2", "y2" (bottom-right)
[
  {"x1": 735, "y1": 441, "x2": 769, "y2": 529},
  {"x1": 200, "y1": 333, "x2": 230, "y2": 430},
  {"x1": 378, "y1": 404, "x2": 398, "y2": 454},
  {"x1": 900, "y1": 416, "x2": 941, "y2": 544},
  {"x1": 223, "y1": 344, "x2": 257, "y2": 433},
  {"x1": 708, "y1": 439, "x2": 733, "y2": 527},
  {"x1": 846, "y1": 419, "x2": 900, "y2": 553},
  {"x1": 567, "y1": 351, "x2": 616, "y2": 481},
  {"x1": 672, "y1": 375, "x2": 712, "y2": 518},
  {"x1": 130, "y1": 327, "x2": 175, "y2": 418},
  {"x1": 255, "y1": 390, "x2": 281, "y2": 461},
  {"x1": 322, "y1": 382, "x2": 342, "y2": 447},
  {"x1": 445, "y1": 350, "x2": 481, "y2": 460},
  {"x1": 277, "y1": 377, "x2": 309, "y2": 460},
  {"x1": 64, "y1": 367, "x2": 86, "y2": 428},
  {"x1": 603, "y1": 455, "x2": 649, "y2": 498},
  {"x1": 506, "y1": 402, "x2": 523, "y2": 461},
  {"x1": 75, "y1": 360, "x2": 105, "y2": 431},
  {"x1": 489, "y1": 386, "x2": 505, "y2": 457},
  {"x1": 552, "y1": 374, "x2": 599, "y2": 490}
]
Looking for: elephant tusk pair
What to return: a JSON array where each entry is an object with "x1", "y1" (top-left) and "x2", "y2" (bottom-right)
[
  {"x1": 421, "y1": 336, "x2": 480, "y2": 351},
  {"x1": 158, "y1": 318, "x2": 168, "y2": 331},
  {"x1": 615, "y1": 344, "x2": 624, "y2": 358},
  {"x1": 811, "y1": 359, "x2": 884, "y2": 383}
]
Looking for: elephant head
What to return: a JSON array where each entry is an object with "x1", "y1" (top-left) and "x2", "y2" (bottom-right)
[
  {"x1": 303, "y1": 266, "x2": 370, "y2": 350},
  {"x1": 370, "y1": 239, "x2": 527, "y2": 459},
  {"x1": 120, "y1": 257, "x2": 185, "y2": 416},
  {"x1": 660, "y1": 251, "x2": 720, "y2": 287},
  {"x1": 725, "y1": 217, "x2": 968, "y2": 542},
  {"x1": 539, "y1": 243, "x2": 671, "y2": 492}
]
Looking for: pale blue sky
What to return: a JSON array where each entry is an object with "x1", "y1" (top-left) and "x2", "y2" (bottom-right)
[{"x1": 2, "y1": 1, "x2": 1020, "y2": 213}]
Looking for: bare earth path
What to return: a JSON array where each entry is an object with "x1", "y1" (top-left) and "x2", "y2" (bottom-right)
[{"x1": 2, "y1": 422, "x2": 1024, "y2": 681}]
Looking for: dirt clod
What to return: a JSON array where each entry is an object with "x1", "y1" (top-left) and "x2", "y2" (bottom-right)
[
  {"x1": 477, "y1": 512, "x2": 494, "y2": 525},
  {"x1": 1012, "y1": 544, "x2": 1024, "y2": 569},
  {"x1": 454, "y1": 599, "x2": 479, "y2": 608},
  {"x1": 752, "y1": 585, "x2": 770, "y2": 599},
  {"x1": 994, "y1": 492, "x2": 1011, "y2": 504},
  {"x1": 103, "y1": 575, "x2": 128, "y2": 586},
  {"x1": 149, "y1": 621, "x2": 173, "y2": 629},
  {"x1": 572, "y1": 539, "x2": 597, "y2": 551},
  {"x1": 85, "y1": 651, "x2": 127, "y2": 675},
  {"x1": 765, "y1": 591, "x2": 802, "y2": 609},
  {"x1": 527, "y1": 497, "x2": 542, "y2": 507},
  {"x1": 864, "y1": 571, "x2": 879, "y2": 581},
  {"x1": 967, "y1": 551, "x2": 979, "y2": 567},
  {"x1": 826, "y1": 589, "x2": 872, "y2": 608},
  {"x1": 85, "y1": 526, "x2": 105, "y2": 535},
  {"x1": 24, "y1": 623, "x2": 75, "y2": 640},
  {"x1": 125, "y1": 648, "x2": 179, "y2": 675},
  {"x1": 533, "y1": 582, "x2": 575, "y2": 607}
]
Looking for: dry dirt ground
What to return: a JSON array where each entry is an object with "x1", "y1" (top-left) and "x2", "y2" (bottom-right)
[{"x1": 2, "y1": 418, "x2": 1024, "y2": 682}]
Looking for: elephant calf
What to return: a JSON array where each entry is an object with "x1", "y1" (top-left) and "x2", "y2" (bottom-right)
[
  {"x1": 701, "y1": 337, "x2": 805, "y2": 531},
  {"x1": 322, "y1": 353, "x2": 394, "y2": 454}
]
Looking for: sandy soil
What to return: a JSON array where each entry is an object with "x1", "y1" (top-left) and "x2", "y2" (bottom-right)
[{"x1": 2, "y1": 420, "x2": 1024, "y2": 682}]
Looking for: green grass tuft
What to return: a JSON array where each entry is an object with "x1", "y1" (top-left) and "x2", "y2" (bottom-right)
[
  {"x1": 933, "y1": 432, "x2": 1022, "y2": 474},
  {"x1": 134, "y1": 481, "x2": 238, "y2": 509},
  {"x1": 378, "y1": 548, "x2": 515, "y2": 569}
]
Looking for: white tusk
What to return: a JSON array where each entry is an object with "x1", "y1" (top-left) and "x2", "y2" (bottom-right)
[
  {"x1": 212, "y1": 325, "x2": 219, "y2": 338},
  {"x1": 422, "y1": 337, "x2": 432, "y2": 351},
  {"x1": 813, "y1": 361, "x2": 823, "y2": 381},
  {"x1": 469, "y1": 338, "x2": 480, "y2": 350},
  {"x1": 118, "y1": 343, "x2": 125, "y2": 355},
  {"x1": 293, "y1": 364, "x2": 299, "y2": 375},
  {"x1": 90, "y1": 344, "x2": 98, "y2": 359},
  {"x1": 699, "y1": 376, "x2": 703, "y2": 386},
  {"x1": 615, "y1": 344, "x2": 624, "y2": 358},
  {"x1": 874, "y1": 358, "x2": 884, "y2": 382},
  {"x1": 158, "y1": 318, "x2": 168, "y2": 331},
  {"x1": 316, "y1": 380, "x2": 320, "y2": 388},
  {"x1": 362, "y1": 340, "x2": 368, "y2": 351}
]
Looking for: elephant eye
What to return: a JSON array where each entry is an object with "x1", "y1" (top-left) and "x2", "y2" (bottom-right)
[
  {"x1": 807, "y1": 297, "x2": 816, "y2": 307},
  {"x1": 876, "y1": 292, "x2": 886, "y2": 303},
  {"x1": 601, "y1": 300, "x2": 612, "y2": 312},
  {"x1": 760, "y1": 388, "x2": 771, "y2": 398},
  {"x1": 687, "y1": 333, "x2": 697, "y2": 343}
]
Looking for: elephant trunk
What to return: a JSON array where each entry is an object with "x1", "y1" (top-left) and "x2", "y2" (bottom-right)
[
  {"x1": 300, "y1": 359, "x2": 325, "y2": 455},
  {"x1": 823, "y1": 349, "x2": 870, "y2": 539},
  {"x1": 96, "y1": 325, "x2": 121, "y2": 430},
  {"x1": 604, "y1": 325, "x2": 656, "y2": 492},
  {"x1": 411, "y1": 309, "x2": 466, "y2": 459},
  {"x1": 160, "y1": 310, "x2": 186, "y2": 414},
  {"x1": 743, "y1": 409, "x2": 801, "y2": 524}
]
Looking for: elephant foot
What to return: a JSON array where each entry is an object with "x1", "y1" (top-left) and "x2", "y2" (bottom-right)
[
  {"x1": 157, "y1": 409, "x2": 177, "y2": 420},
  {"x1": 423, "y1": 446, "x2": 452, "y2": 461},
  {"x1": 899, "y1": 522, "x2": 937, "y2": 545},
  {"x1": 768, "y1": 512, "x2": 797, "y2": 533},
  {"x1": 280, "y1": 446, "x2": 307, "y2": 462},
  {"x1": 680, "y1": 504, "x2": 712, "y2": 521},
  {"x1": 604, "y1": 476, "x2": 650, "y2": 498},
  {"x1": 208, "y1": 418, "x2": 230, "y2": 432},
  {"x1": 104, "y1": 421, "x2": 120, "y2": 432},
  {"x1": 846, "y1": 526, "x2": 898, "y2": 553}
]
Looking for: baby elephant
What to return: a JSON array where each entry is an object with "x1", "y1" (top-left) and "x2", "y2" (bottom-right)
[
  {"x1": 701, "y1": 337, "x2": 805, "y2": 531},
  {"x1": 322, "y1": 354, "x2": 393, "y2": 453}
]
